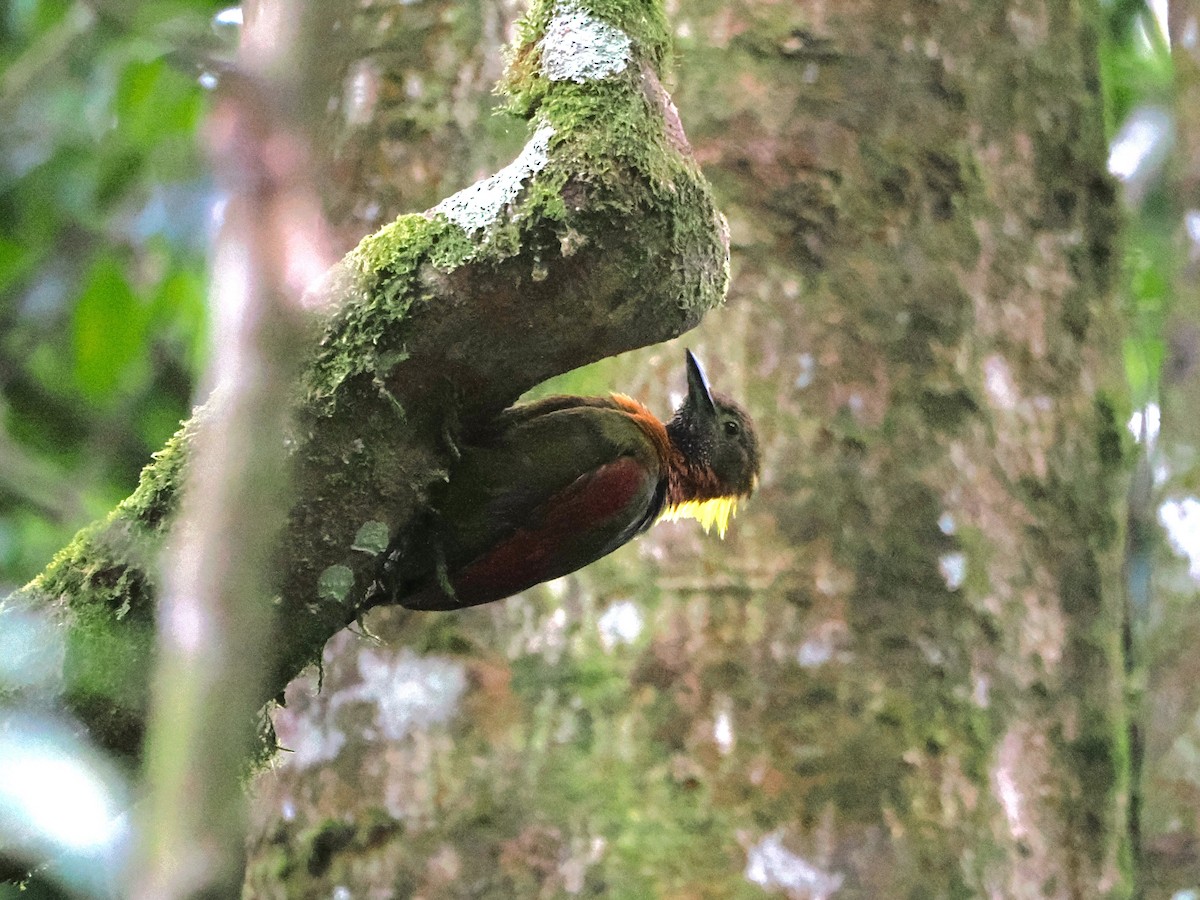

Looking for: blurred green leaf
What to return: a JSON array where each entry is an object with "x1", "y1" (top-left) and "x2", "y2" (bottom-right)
[
  {"x1": 72, "y1": 254, "x2": 149, "y2": 402},
  {"x1": 0, "y1": 0, "x2": 214, "y2": 590},
  {"x1": 116, "y1": 57, "x2": 204, "y2": 146},
  {"x1": 0, "y1": 236, "x2": 35, "y2": 294},
  {"x1": 1123, "y1": 335, "x2": 1164, "y2": 403},
  {"x1": 95, "y1": 148, "x2": 145, "y2": 211},
  {"x1": 152, "y1": 265, "x2": 208, "y2": 368},
  {"x1": 4, "y1": 0, "x2": 74, "y2": 41},
  {"x1": 1099, "y1": 1, "x2": 1172, "y2": 133}
]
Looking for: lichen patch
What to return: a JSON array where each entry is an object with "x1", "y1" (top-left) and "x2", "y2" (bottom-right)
[
  {"x1": 317, "y1": 564, "x2": 354, "y2": 603},
  {"x1": 431, "y1": 124, "x2": 555, "y2": 234},
  {"x1": 540, "y1": 3, "x2": 632, "y2": 83}
]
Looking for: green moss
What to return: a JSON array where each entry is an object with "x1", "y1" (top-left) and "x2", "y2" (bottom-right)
[
  {"x1": 587, "y1": 0, "x2": 671, "y2": 68},
  {"x1": 269, "y1": 847, "x2": 295, "y2": 881},
  {"x1": 20, "y1": 421, "x2": 202, "y2": 761},
  {"x1": 1063, "y1": 708, "x2": 1127, "y2": 870},
  {"x1": 351, "y1": 212, "x2": 447, "y2": 275},
  {"x1": 31, "y1": 412, "x2": 190, "y2": 611},
  {"x1": 496, "y1": 0, "x2": 715, "y2": 299},
  {"x1": 33, "y1": 517, "x2": 158, "y2": 623},
  {"x1": 547, "y1": 82, "x2": 688, "y2": 194},
  {"x1": 1093, "y1": 391, "x2": 1128, "y2": 473},
  {"x1": 304, "y1": 215, "x2": 453, "y2": 414},
  {"x1": 117, "y1": 416, "x2": 194, "y2": 529},
  {"x1": 25, "y1": 517, "x2": 158, "y2": 760},
  {"x1": 917, "y1": 387, "x2": 980, "y2": 432}
]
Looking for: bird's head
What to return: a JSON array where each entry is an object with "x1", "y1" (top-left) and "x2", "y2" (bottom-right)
[{"x1": 662, "y1": 350, "x2": 760, "y2": 536}]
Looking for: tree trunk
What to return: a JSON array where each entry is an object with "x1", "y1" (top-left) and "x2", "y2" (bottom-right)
[{"x1": 245, "y1": 1, "x2": 1133, "y2": 898}]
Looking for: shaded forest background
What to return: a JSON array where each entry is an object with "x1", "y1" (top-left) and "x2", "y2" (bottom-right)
[{"x1": 3, "y1": 0, "x2": 1200, "y2": 897}]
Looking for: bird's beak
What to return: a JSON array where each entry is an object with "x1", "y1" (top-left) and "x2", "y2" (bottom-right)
[{"x1": 685, "y1": 349, "x2": 717, "y2": 419}]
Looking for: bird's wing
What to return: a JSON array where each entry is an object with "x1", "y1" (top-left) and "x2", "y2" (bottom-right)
[
  {"x1": 438, "y1": 455, "x2": 661, "y2": 609},
  {"x1": 402, "y1": 403, "x2": 665, "y2": 610}
]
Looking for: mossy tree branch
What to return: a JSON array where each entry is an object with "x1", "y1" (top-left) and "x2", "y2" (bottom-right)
[{"x1": 7, "y1": 0, "x2": 728, "y2": 764}]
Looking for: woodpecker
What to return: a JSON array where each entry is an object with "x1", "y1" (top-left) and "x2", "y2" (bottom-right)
[{"x1": 384, "y1": 350, "x2": 759, "y2": 611}]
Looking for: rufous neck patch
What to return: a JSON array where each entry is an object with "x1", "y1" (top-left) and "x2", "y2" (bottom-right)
[{"x1": 610, "y1": 392, "x2": 671, "y2": 463}]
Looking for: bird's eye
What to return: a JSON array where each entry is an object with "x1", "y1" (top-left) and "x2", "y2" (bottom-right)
[{"x1": 723, "y1": 420, "x2": 740, "y2": 437}]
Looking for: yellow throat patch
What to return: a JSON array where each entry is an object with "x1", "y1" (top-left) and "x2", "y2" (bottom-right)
[{"x1": 659, "y1": 495, "x2": 740, "y2": 539}]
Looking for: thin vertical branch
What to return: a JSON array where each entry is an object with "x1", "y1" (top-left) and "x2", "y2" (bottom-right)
[{"x1": 126, "y1": 1, "x2": 340, "y2": 896}]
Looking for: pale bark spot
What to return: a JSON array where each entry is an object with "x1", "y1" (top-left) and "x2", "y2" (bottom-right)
[
  {"x1": 744, "y1": 830, "x2": 844, "y2": 900},
  {"x1": 994, "y1": 731, "x2": 1028, "y2": 843},
  {"x1": 1160, "y1": 497, "x2": 1200, "y2": 580},
  {"x1": 938, "y1": 551, "x2": 966, "y2": 591},
  {"x1": 983, "y1": 355, "x2": 1017, "y2": 410},
  {"x1": 432, "y1": 125, "x2": 554, "y2": 233}
]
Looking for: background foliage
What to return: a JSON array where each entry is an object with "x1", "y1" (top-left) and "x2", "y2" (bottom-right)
[{"x1": 0, "y1": 0, "x2": 226, "y2": 588}]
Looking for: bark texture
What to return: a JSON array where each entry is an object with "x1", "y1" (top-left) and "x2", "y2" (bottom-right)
[{"x1": 245, "y1": 1, "x2": 1133, "y2": 898}]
